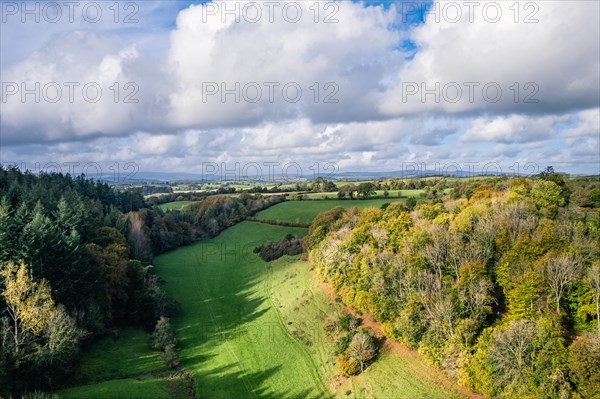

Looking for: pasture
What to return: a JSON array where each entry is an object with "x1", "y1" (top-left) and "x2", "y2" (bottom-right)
[{"x1": 253, "y1": 199, "x2": 403, "y2": 225}]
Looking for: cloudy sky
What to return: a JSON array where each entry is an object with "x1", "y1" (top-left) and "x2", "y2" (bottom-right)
[{"x1": 1, "y1": 0, "x2": 598, "y2": 178}]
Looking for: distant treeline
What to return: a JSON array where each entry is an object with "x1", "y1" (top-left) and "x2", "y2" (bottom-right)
[{"x1": 308, "y1": 170, "x2": 600, "y2": 399}]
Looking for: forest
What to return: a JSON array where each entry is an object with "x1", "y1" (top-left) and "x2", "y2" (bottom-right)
[
  {"x1": 307, "y1": 172, "x2": 600, "y2": 399},
  {"x1": 0, "y1": 166, "x2": 283, "y2": 397}
]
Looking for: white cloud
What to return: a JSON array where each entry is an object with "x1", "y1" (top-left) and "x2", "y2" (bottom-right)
[
  {"x1": 0, "y1": 31, "x2": 165, "y2": 144},
  {"x1": 379, "y1": 1, "x2": 600, "y2": 117},
  {"x1": 1, "y1": 0, "x2": 598, "y2": 174},
  {"x1": 166, "y1": 0, "x2": 400, "y2": 128},
  {"x1": 460, "y1": 114, "x2": 569, "y2": 143}
]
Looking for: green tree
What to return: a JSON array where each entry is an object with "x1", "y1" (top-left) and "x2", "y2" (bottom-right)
[
  {"x1": 357, "y1": 183, "x2": 375, "y2": 199},
  {"x1": 0, "y1": 197, "x2": 14, "y2": 263}
]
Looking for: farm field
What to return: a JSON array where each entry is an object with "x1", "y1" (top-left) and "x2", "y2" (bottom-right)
[
  {"x1": 158, "y1": 200, "x2": 197, "y2": 211},
  {"x1": 253, "y1": 199, "x2": 403, "y2": 225},
  {"x1": 153, "y1": 221, "x2": 329, "y2": 399}
]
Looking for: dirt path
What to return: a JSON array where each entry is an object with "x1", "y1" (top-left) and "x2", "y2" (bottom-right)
[{"x1": 312, "y1": 272, "x2": 485, "y2": 399}]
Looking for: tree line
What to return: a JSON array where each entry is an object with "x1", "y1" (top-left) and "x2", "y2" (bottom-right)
[{"x1": 307, "y1": 172, "x2": 600, "y2": 399}]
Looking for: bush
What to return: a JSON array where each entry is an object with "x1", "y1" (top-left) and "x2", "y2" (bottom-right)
[
  {"x1": 336, "y1": 354, "x2": 360, "y2": 376},
  {"x1": 339, "y1": 313, "x2": 361, "y2": 332},
  {"x1": 253, "y1": 236, "x2": 305, "y2": 262},
  {"x1": 162, "y1": 344, "x2": 179, "y2": 369},
  {"x1": 334, "y1": 332, "x2": 355, "y2": 356},
  {"x1": 152, "y1": 316, "x2": 176, "y2": 351}
]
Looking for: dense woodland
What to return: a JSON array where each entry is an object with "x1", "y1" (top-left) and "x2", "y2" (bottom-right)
[
  {"x1": 0, "y1": 166, "x2": 283, "y2": 397},
  {"x1": 308, "y1": 172, "x2": 600, "y2": 399}
]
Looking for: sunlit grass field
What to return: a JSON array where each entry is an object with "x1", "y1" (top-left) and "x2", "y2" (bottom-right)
[
  {"x1": 158, "y1": 201, "x2": 196, "y2": 211},
  {"x1": 253, "y1": 199, "x2": 404, "y2": 225},
  {"x1": 153, "y1": 222, "x2": 329, "y2": 399},
  {"x1": 56, "y1": 328, "x2": 174, "y2": 399}
]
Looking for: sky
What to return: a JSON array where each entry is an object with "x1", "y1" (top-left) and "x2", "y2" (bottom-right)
[{"x1": 0, "y1": 0, "x2": 599, "y2": 180}]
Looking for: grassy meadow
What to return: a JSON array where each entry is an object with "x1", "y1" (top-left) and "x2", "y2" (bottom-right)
[
  {"x1": 158, "y1": 201, "x2": 197, "y2": 211},
  {"x1": 56, "y1": 328, "x2": 180, "y2": 399},
  {"x1": 254, "y1": 199, "x2": 403, "y2": 225}
]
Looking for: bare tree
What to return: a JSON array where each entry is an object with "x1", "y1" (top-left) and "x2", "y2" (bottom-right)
[
  {"x1": 545, "y1": 253, "x2": 583, "y2": 314},
  {"x1": 348, "y1": 331, "x2": 376, "y2": 373},
  {"x1": 423, "y1": 227, "x2": 450, "y2": 290},
  {"x1": 490, "y1": 319, "x2": 536, "y2": 381}
]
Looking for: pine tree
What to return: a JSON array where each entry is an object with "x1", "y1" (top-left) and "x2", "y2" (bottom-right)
[{"x1": 0, "y1": 197, "x2": 14, "y2": 264}]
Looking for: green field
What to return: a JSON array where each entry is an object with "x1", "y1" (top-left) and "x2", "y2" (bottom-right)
[
  {"x1": 158, "y1": 201, "x2": 196, "y2": 211},
  {"x1": 59, "y1": 377, "x2": 172, "y2": 399},
  {"x1": 153, "y1": 222, "x2": 329, "y2": 399},
  {"x1": 56, "y1": 328, "x2": 173, "y2": 399},
  {"x1": 254, "y1": 199, "x2": 403, "y2": 225}
]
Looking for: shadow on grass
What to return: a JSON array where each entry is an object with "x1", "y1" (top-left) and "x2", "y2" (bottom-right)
[{"x1": 156, "y1": 223, "x2": 328, "y2": 399}]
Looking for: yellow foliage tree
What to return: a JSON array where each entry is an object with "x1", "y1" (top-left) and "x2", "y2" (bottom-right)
[{"x1": 1, "y1": 261, "x2": 54, "y2": 352}]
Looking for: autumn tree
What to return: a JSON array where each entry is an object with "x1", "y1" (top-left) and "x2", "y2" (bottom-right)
[
  {"x1": 0, "y1": 262, "x2": 54, "y2": 353},
  {"x1": 347, "y1": 331, "x2": 376, "y2": 372},
  {"x1": 0, "y1": 261, "x2": 85, "y2": 375},
  {"x1": 589, "y1": 262, "x2": 600, "y2": 333},
  {"x1": 544, "y1": 253, "x2": 583, "y2": 314},
  {"x1": 128, "y1": 212, "x2": 151, "y2": 261}
]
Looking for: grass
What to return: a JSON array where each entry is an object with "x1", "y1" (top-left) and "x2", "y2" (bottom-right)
[
  {"x1": 268, "y1": 257, "x2": 467, "y2": 399},
  {"x1": 58, "y1": 377, "x2": 172, "y2": 399},
  {"x1": 153, "y1": 222, "x2": 330, "y2": 399},
  {"x1": 158, "y1": 201, "x2": 196, "y2": 211},
  {"x1": 254, "y1": 199, "x2": 404, "y2": 225},
  {"x1": 55, "y1": 328, "x2": 174, "y2": 398},
  {"x1": 71, "y1": 328, "x2": 167, "y2": 384}
]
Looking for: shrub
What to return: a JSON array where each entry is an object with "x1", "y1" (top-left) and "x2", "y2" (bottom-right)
[
  {"x1": 336, "y1": 354, "x2": 360, "y2": 376},
  {"x1": 253, "y1": 236, "x2": 304, "y2": 262},
  {"x1": 152, "y1": 316, "x2": 176, "y2": 351},
  {"x1": 162, "y1": 343, "x2": 179, "y2": 369}
]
